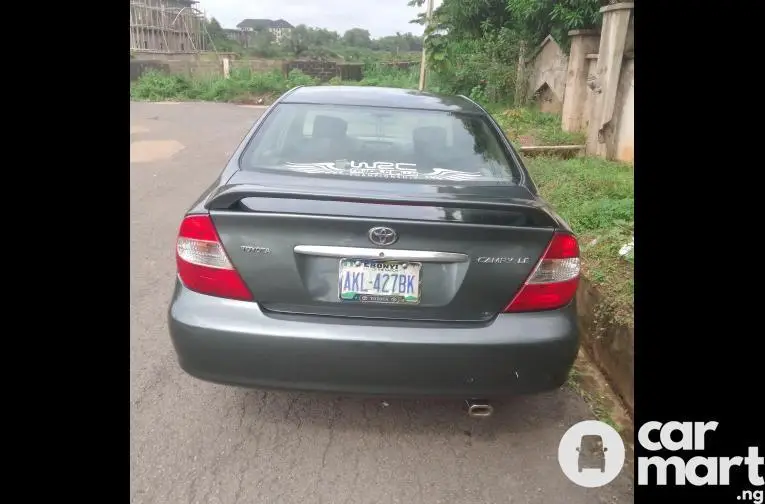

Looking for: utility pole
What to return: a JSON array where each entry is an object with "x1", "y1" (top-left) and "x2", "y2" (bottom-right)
[
  {"x1": 514, "y1": 40, "x2": 527, "y2": 106},
  {"x1": 418, "y1": 0, "x2": 434, "y2": 91}
]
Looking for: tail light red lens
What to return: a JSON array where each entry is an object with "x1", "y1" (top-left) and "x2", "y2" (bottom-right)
[
  {"x1": 503, "y1": 232, "x2": 580, "y2": 312},
  {"x1": 175, "y1": 215, "x2": 254, "y2": 301}
]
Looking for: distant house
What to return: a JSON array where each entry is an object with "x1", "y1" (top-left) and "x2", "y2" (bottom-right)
[{"x1": 236, "y1": 18, "x2": 294, "y2": 44}]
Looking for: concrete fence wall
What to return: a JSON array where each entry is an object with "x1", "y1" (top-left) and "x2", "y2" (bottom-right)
[
  {"x1": 130, "y1": 60, "x2": 170, "y2": 81},
  {"x1": 132, "y1": 51, "x2": 230, "y2": 63},
  {"x1": 231, "y1": 58, "x2": 283, "y2": 73},
  {"x1": 283, "y1": 60, "x2": 363, "y2": 82},
  {"x1": 524, "y1": 3, "x2": 634, "y2": 163}
]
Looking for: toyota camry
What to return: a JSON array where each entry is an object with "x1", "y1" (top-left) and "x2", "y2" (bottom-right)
[{"x1": 167, "y1": 86, "x2": 581, "y2": 414}]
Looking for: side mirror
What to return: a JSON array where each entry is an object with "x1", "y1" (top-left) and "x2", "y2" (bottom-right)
[
  {"x1": 603, "y1": 447, "x2": 608, "y2": 452},
  {"x1": 575, "y1": 447, "x2": 580, "y2": 452}
]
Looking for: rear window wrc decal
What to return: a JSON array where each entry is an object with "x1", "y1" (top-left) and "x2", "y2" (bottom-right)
[
  {"x1": 283, "y1": 161, "x2": 485, "y2": 181},
  {"x1": 281, "y1": 162, "x2": 348, "y2": 175},
  {"x1": 424, "y1": 168, "x2": 485, "y2": 181}
]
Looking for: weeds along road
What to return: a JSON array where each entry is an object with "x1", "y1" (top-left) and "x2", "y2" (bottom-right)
[{"x1": 129, "y1": 101, "x2": 634, "y2": 504}]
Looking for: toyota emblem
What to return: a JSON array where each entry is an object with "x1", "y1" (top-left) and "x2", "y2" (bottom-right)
[{"x1": 368, "y1": 226, "x2": 398, "y2": 246}]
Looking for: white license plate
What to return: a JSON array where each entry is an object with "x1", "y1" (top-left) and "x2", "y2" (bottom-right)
[{"x1": 338, "y1": 259, "x2": 422, "y2": 304}]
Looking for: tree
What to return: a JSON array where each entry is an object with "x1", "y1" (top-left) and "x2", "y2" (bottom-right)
[
  {"x1": 204, "y1": 17, "x2": 239, "y2": 53},
  {"x1": 405, "y1": 0, "x2": 607, "y2": 99},
  {"x1": 343, "y1": 28, "x2": 372, "y2": 48},
  {"x1": 206, "y1": 17, "x2": 225, "y2": 39},
  {"x1": 281, "y1": 25, "x2": 312, "y2": 57},
  {"x1": 372, "y1": 32, "x2": 423, "y2": 53},
  {"x1": 506, "y1": 0, "x2": 605, "y2": 45},
  {"x1": 312, "y1": 28, "x2": 340, "y2": 47},
  {"x1": 249, "y1": 30, "x2": 278, "y2": 58},
  {"x1": 279, "y1": 25, "x2": 341, "y2": 59}
]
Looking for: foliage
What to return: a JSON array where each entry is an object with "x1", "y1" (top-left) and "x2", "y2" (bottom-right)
[
  {"x1": 129, "y1": 68, "x2": 320, "y2": 102},
  {"x1": 506, "y1": 0, "x2": 605, "y2": 47},
  {"x1": 248, "y1": 30, "x2": 280, "y2": 58},
  {"x1": 373, "y1": 32, "x2": 423, "y2": 53},
  {"x1": 279, "y1": 25, "x2": 332, "y2": 58},
  {"x1": 203, "y1": 17, "x2": 241, "y2": 53},
  {"x1": 130, "y1": 72, "x2": 192, "y2": 101},
  {"x1": 355, "y1": 63, "x2": 420, "y2": 88},
  {"x1": 129, "y1": 65, "x2": 424, "y2": 102},
  {"x1": 489, "y1": 106, "x2": 586, "y2": 145},
  {"x1": 526, "y1": 156, "x2": 633, "y2": 230},
  {"x1": 343, "y1": 28, "x2": 372, "y2": 48},
  {"x1": 407, "y1": 0, "x2": 607, "y2": 100},
  {"x1": 203, "y1": 17, "x2": 423, "y2": 62}
]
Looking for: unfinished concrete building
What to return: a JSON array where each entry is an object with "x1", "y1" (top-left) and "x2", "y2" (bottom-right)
[{"x1": 130, "y1": 0, "x2": 207, "y2": 53}]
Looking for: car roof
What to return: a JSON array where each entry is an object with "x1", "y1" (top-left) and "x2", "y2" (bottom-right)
[{"x1": 280, "y1": 86, "x2": 485, "y2": 114}]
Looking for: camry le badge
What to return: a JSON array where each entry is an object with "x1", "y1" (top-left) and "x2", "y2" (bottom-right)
[
  {"x1": 476, "y1": 257, "x2": 531, "y2": 264},
  {"x1": 241, "y1": 245, "x2": 271, "y2": 254}
]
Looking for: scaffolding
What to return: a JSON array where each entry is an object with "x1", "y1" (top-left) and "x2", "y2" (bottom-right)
[{"x1": 129, "y1": 0, "x2": 208, "y2": 53}]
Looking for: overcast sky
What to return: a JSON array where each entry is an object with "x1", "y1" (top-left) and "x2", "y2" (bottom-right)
[{"x1": 196, "y1": 0, "x2": 442, "y2": 38}]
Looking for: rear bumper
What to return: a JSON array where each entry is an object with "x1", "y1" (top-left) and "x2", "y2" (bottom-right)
[{"x1": 168, "y1": 281, "x2": 580, "y2": 398}]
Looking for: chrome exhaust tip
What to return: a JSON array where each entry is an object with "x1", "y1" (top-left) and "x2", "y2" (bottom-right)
[{"x1": 465, "y1": 399, "x2": 494, "y2": 418}]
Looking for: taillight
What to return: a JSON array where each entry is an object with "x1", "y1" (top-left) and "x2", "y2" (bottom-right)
[
  {"x1": 503, "y1": 232, "x2": 580, "y2": 312},
  {"x1": 175, "y1": 215, "x2": 253, "y2": 301}
]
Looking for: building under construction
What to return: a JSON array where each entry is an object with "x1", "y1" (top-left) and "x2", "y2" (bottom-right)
[{"x1": 129, "y1": 0, "x2": 208, "y2": 53}]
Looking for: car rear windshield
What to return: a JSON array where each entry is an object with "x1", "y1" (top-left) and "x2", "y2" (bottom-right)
[{"x1": 238, "y1": 103, "x2": 520, "y2": 185}]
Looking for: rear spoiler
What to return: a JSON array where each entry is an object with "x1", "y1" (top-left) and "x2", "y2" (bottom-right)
[
  {"x1": 205, "y1": 184, "x2": 559, "y2": 227},
  {"x1": 208, "y1": 184, "x2": 543, "y2": 211}
]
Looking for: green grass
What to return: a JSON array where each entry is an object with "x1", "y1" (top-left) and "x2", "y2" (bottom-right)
[
  {"x1": 567, "y1": 365, "x2": 621, "y2": 432},
  {"x1": 130, "y1": 68, "x2": 318, "y2": 103},
  {"x1": 489, "y1": 106, "x2": 586, "y2": 146},
  {"x1": 130, "y1": 64, "x2": 421, "y2": 103},
  {"x1": 348, "y1": 64, "x2": 420, "y2": 89},
  {"x1": 526, "y1": 156, "x2": 634, "y2": 325}
]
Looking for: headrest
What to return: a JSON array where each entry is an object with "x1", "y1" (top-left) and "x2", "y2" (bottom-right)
[
  {"x1": 313, "y1": 115, "x2": 348, "y2": 139},
  {"x1": 452, "y1": 123, "x2": 476, "y2": 151},
  {"x1": 413, "y1": 126, "x2": 447, "y2": 150}
]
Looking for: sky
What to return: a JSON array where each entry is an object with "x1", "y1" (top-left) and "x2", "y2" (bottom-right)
[{"x1": 196, "y1": 0, "x2": 442, "y2": 38}]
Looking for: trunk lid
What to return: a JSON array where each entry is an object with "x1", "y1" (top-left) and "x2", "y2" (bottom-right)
[{"x1": 207, "y1": 172, "x2": 559, "y2": 322}]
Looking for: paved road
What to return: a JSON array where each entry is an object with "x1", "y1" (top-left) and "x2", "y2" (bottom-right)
[{"x1": 130, "y1": 101, "x2": 634, "y2": 504}]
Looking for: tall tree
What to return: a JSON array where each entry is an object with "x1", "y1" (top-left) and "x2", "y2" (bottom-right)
[
  {"x1": 281, "y1": 25, "x2": 312, "y2": 57},
  {"x1": 343, "y1": 28, "x2": 372, "y2": 48},
  {"x1": 206, "y1": 17, "x2": 226, "y2": 39}
]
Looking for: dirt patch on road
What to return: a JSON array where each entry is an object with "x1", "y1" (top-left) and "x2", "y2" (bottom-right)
[
  {"x1": 130, "y1": 140, "x2": 185, "y2": 163},
  {"x1": 230, "y1": 93, "x2": 277, "y2": 106}
]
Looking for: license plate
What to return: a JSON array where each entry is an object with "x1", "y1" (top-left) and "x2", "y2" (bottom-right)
[{"x1": 338, "y1": 259, "x2": 422, "y2": 304}]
